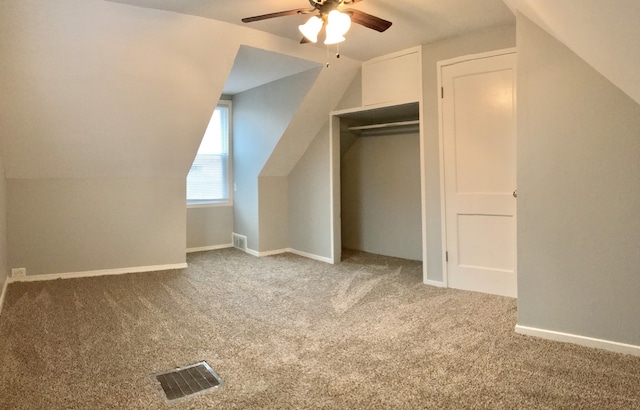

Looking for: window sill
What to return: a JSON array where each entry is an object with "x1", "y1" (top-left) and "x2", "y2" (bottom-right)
[{"x1": 187, "y1": 201, "x2": 233, "y2": 209}]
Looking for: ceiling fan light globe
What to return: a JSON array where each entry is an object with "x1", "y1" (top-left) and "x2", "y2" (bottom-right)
[
  {"x1": 324, "y1": 32, "x2": 346, "y2": 45},
  {"x1": 327, "y1": 10, "x2": 351, "y2": 35},
  {"x1": 299, "y1": 16, "x2": 322, "y2": 43}
]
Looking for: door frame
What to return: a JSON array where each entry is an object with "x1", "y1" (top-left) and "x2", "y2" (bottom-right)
[
  {"x1": 436, "y1": 48, "x2": 517, "y2": 288},
  {"x1": 329, "y1": 101, "x2": 427, "y2": 271}
]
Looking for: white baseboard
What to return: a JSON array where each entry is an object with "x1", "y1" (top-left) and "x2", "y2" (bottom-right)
[
  {"x1": 243, "y1": 247, "x2": 332, "y2": 263},
  {"x1": 287, "y1": 248, "x2": 333, "y2": 264},
  {"x1": 0, "y1": 277, "x2": 9, "y2": 316},
  {"x1": 6, "y1": 263, "x2": 188, "y2": 284},
  {"x1": 515, "y1": 325, "x2": 640, "y2": 357},
  {"x1": 187, "y1": 243, "x2": 233, "y2": 254},
  {"x1": 424, "y1": 279, "x2": 447, "y2": 288},
  {"x1": 244, "y1": 248, "x2": 260, "y2": 257},
  {"x1": 258, "y1": 248, "x2": 289, "y2": 257},
  {"x1": 245, "y1": 248, "x2": 288, "y2": 257}
]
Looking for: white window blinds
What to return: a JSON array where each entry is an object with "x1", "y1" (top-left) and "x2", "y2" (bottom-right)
[{"x1": 187, "y1": 103, "x2": 231, "y2": 203}]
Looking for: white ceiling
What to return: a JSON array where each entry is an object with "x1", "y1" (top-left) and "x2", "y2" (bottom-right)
[
  {"x1": 106, "y1": 0, "x2": 515, "y2": 95},
  {"x1": 107, "y1": 0, "x2": 515, "y2": 62},
  {"x1": 223, "y1": 46, "x2": 321, "y2": 95}
]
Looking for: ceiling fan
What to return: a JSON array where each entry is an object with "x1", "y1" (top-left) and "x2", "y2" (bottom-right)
[{"x1": 241, "y1": 0, "x2": 392, "y2": 45}]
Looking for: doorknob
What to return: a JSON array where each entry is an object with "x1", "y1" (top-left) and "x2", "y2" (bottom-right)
[{"x1": 513, "y1": 189, "x2": 517, "y2": 198}]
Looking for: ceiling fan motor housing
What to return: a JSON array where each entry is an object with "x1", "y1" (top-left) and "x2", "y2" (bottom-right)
[
  {"x1": 309, "y1": 0, "x2": 354, "y2": 14},
  {"x1": 242, "y1": 0, "x2": 391, "y2": 34}
]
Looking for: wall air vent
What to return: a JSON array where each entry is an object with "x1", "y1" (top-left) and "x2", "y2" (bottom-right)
[{"x1": 232, "y1": 233, "x2": 247, "y2": 251}]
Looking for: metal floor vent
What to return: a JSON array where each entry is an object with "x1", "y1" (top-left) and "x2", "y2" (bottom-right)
[{"x1": 153, "y1": 361, "x2": 223, "y2": 402}]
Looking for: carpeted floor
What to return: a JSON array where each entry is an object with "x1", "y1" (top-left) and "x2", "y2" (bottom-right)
[{"x1": 0, "y1": 248, "x2": 639, "y2": 409}]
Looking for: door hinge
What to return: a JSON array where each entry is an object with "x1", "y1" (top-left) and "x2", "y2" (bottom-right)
[
  {"x1": 441, "y1": 87, "x2": 444, "y2": 99},
  {"x1": 445, "y1": 251, "x2": 449, "y2": 262}
]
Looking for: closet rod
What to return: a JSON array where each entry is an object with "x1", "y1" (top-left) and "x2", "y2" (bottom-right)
[{"x1": 347, "y1": 120, "x2": 419, "y2": 132}]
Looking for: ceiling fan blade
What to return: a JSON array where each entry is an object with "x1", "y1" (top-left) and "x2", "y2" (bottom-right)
[
  {"x1": 241, "y1": 8, "x2": 313, "y2": 23},
  {"x1": 344, "y1": 9, "x2": 392, "y2": 32}
]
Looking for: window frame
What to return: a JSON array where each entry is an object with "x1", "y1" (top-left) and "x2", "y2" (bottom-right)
[{"x1": 187, "y1": 100, "x2": 233, "y2": 208}]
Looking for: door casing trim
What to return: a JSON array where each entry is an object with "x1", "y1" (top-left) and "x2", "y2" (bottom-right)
[{"x1": 436, "y1": 48, "x2": 517, "y2": 289}]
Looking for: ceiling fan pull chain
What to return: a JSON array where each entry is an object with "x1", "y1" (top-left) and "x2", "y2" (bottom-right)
[{"x1": 326, "y1": 44, "x2": 331, "y2": 68}]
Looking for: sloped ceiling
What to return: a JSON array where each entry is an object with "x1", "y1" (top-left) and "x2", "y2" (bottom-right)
[
  {"x1": 223, "y1": 46, "x2": 320, "y2": 95},
  {"x1": 0, "y1": 0, "x2": 359, "y2": 179},
  {"x1": 0, "y1": 0, "x2": 227, "y2": 179},
  {"x1": 106, "y1": 0, "x2": 515, "y2": 61},
  {"x1": 503, "y1": 0, "x2": 640, "y2": 105}
]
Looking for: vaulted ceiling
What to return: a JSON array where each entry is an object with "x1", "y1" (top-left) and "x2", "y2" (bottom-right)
[
  {"x1": 106, "y1": 0, "x2": 516, "y2": 62},
  {"x1": 107, "y1": 0, "x2": 640, "y2": 106}
]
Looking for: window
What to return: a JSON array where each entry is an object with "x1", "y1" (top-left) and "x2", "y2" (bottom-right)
[{"x1": 187, "y1": 101, "x2": 232, "y2": 205}]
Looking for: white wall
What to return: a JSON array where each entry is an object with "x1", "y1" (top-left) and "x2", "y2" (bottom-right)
[
  {"x1": 516, "y1": 14, "x2": 640, "y2": 346},
  {"x1": 232, "y1": 69, "x2": 319, "y2": 252},
  {"x1": 8, "y1": 178, "x2": 186, "y2": 275},
  {"x1": 186, "y1": 206, "x2": 233, "y2": 251},
  {"x1": 421, "y1": 25, "x2": 516, "y2": 282},
  {"x1": 259, "y1": 176, "x2": 289, "y2": 252},
  {"x1": 341, "y1": 132, "x2": 422, "y2": 261},
  {"x1": 282, "y1": 74, "x2": 362, "y2": 262},
  {"x1": 0, "y1": 0, "x2": 236, "y2": 274},
  {"x1": 288, "y1": 124, "x2": 333, "y2": 260},
  {"x1": 0, "y1": 0, "x2": 225, "y2": 274},
  {"x1": 334, "y1": 71, "x2": 363, "y2": 111},
  {"x1": 0, "y1": 0, "x2": 360, "y2": 275}
]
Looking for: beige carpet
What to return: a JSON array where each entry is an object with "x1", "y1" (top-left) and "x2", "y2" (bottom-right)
[{"x1": 0, "y1": 248, "x2": 639, "y2": 409}]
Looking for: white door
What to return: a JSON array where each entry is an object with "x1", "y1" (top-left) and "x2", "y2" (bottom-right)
[{"x1": 441, "y1": 52, "x2": 517, "y2": 297}]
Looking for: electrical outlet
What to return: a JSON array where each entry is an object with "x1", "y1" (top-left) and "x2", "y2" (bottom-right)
[{"x1": 11, "y1": 268, "x2": 26, "y2": 278}]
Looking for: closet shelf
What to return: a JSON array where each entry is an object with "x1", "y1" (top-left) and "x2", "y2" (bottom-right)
[
  {"x1": 334, "y1": 101, "x2": 420, "y2": 135},
  {"x1": 348, "y1": 120, "x2": 420, "y2": 132}
]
